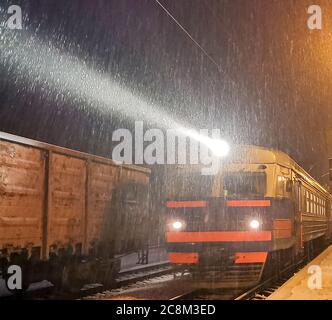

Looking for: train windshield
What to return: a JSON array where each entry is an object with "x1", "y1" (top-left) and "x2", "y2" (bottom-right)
[
  {"x1": 223, "y1": 172, "x2": 266, "y2": 198},
  {"x1": 164, "y1": 171, "x2": 213, "y2": 199}
]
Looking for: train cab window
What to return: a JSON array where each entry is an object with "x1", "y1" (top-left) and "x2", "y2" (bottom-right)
[
  {"x1": 223, "y1": 172, "x2": 266, "y2": 198},
  {"x1": 164, "y1": 170, "x2": 214, "y2": 198}
]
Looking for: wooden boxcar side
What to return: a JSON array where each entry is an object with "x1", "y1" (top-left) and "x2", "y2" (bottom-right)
[
  {"x1": 0, "y1": 131, "x2": 150, "y2": 265},
  {"x1": 0, "y1": 139, "x2": 45, "y2": 252}
]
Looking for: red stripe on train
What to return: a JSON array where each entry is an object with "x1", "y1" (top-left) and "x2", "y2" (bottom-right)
[
  {"x1": 234, "y1": 252, "x2": 268, "y2": 264},
  {"x1": 226, "y1": 200, "x2": 271, "y2": 207},
  {"x1": 166, "y1": 231, "x2": 272, "y2": 243},
  {"x1": 168, "y1": 252, "x2": 199, "y2": 264},
  {"x1": 166, "y1": 201, "x2": 207, "y2": 208}
]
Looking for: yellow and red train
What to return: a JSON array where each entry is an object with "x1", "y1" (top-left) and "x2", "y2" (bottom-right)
[{"x1": 163, "y1": 145, "x2": 332, "y2": 288}]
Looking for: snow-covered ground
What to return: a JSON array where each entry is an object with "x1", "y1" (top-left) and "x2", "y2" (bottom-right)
[
  {"x1": 0, "y1": 279, "x2": 53, "y2": 297},
  {"x1": 0, "y1": 246, "x2": 168, "y2": 297}
]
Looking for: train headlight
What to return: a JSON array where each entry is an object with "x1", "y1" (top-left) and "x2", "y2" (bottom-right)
[
  {"x1": 208, "y1": 139, "x2": 230, "y2": 157},
  {"x1": 249, "y1": 219, "x2": 260, "y2": 230},
  {"x1": 172, "y1": 220, "x2": 184, "y2": 231}
]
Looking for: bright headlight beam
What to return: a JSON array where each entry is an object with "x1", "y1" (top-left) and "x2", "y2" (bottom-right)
[{"x1": 0, "y1": 24, "x2": 229, "y2": 157}]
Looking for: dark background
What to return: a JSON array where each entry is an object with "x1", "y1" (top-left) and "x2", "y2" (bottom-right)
[{"x1": 0, "y1": 0, "x2": 331, "y2": 185}]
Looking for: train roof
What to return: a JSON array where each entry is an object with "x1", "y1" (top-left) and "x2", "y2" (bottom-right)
[
  {"x1": 229, "y1": 145, "x2": 296, "y2": 167},
  {"x1": 0, "y1": 131, "x2": 150, "y2": 175},
  {"x1": 229, "y1": 145, "x2": 329, "y2": 195}
]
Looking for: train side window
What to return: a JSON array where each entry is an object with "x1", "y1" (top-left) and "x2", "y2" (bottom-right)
[
  {"x1": 316, "y1": 196, "x2": 318, "y2": 215},
  {"x1": 323, "y1": 200, "x2": 325, "y2": 216},
  {"x1": 277, "y1": 176, "x2": 292, "y2": 196},
  {"x1": 285, "y1": 178, "x2": 292, "y2": 193},
  {"x1": 313, "y1": 195, "x2": 315, "y2": 215},
  {"x1": 323, "y1": 200, "x2": 326, "y2": 216},
  {"x1": 316, "y1": 196, "x2": 319, "y2": 215},
  {"x1": 277, "y1": 176, "x2": 284, "y2": 196},
  {"x1": 316, "y1": 197, "x2": 318, "y2": 215},
  {"x1": 297, "y1": 184, "x2": 301, "y2": 211},
  {"x1": 306, "y1": 191, "x2": 310, "y2": 213}
]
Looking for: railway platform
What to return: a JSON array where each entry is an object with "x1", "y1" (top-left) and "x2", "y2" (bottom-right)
[
  {"x1": 118, "y1": 246, "x2": 168, "y2": 272},
  {"x1": 268, "y1": 245, "x2": 332, "y2": 300}
]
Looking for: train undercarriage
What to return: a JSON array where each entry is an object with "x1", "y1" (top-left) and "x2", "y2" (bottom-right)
[{"x1": 170, "y1": 235, "x2": 328, "y2": 290}]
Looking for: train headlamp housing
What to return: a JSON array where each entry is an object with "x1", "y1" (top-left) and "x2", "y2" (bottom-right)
[
  {"x1": 249, "y1": 219, "x2": 260, "y2": 230},
  {"x1": 169, "y1": 219, "x2": 185, "y2": 231}
]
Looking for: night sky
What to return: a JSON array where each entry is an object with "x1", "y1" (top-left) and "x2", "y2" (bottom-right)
[{"x1": 0, "y1": 0, "x2": 331, "y2": 184}]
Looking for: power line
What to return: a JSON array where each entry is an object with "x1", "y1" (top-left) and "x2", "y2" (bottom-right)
[{"x1": 154, "y1": 0, "x2": 220, "y2": 70}]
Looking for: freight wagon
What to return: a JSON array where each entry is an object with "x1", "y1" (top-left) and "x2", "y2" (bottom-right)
[{"x1": 0, "y1": 132, "x2": 150, "y2": 291}]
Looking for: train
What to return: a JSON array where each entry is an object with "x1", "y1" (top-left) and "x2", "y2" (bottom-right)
[
  {"x1": 163, "y1": 145, "x2": 332, "y2": 288},
  {"x1": 0, "y1": 132, "x2": 151, "y2": 291}
]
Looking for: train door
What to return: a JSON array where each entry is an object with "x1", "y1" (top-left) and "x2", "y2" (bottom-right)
[
  {"x1": 293, "y1": 178, "x2": 303, "y2": 256},
  {"x1": 110, "y1": 182, "x2": 150, "y2": 255}
]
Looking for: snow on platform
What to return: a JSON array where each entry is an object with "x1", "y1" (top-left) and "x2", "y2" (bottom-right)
[
  {"x1": 268, "y1": 245, "x2": 332, "y2": 300},
  {"x1": 119, "y1": 246, "x2": 168, "y2": 272}
]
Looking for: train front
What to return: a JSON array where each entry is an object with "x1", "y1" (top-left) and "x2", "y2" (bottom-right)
[{"x1": 163, "y1": 161, "x2": 274, "y2": 289}]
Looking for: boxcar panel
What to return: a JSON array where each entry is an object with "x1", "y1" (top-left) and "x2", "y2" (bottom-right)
[
  {"x1": 0, "y1": 140, "x2": 44, "y2": 249},
  {"x1": 86, "y1": 161, "x2": 119, "y2": 252},
  {"x1": 47, "y1": 153, "x2": 86, "y2": 253}
]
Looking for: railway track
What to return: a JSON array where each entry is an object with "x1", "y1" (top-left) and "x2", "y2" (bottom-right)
[
  {"x1": 1, "y1": 262, "x2": 176, "y2": 300},
  {"x1": 234, "y1": 259, "x2": 307, "y2": 300},
  {"x1": 3, "y1": 247, "x2": 327, "y2": 300},
  {"x1": 170, "y1": 262, "x2": 306, "y2": 301},
  {"x1": 116, "y1": 261, "x2": 174, "y2": 287}
]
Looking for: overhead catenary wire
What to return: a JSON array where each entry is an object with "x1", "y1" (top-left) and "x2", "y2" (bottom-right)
[
  {"x1": 154, "y1": 0, "x2": 220, "y2": 70},
  {"x1": 154, "y1": 0, "x2": 239, "y2": 88}
]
